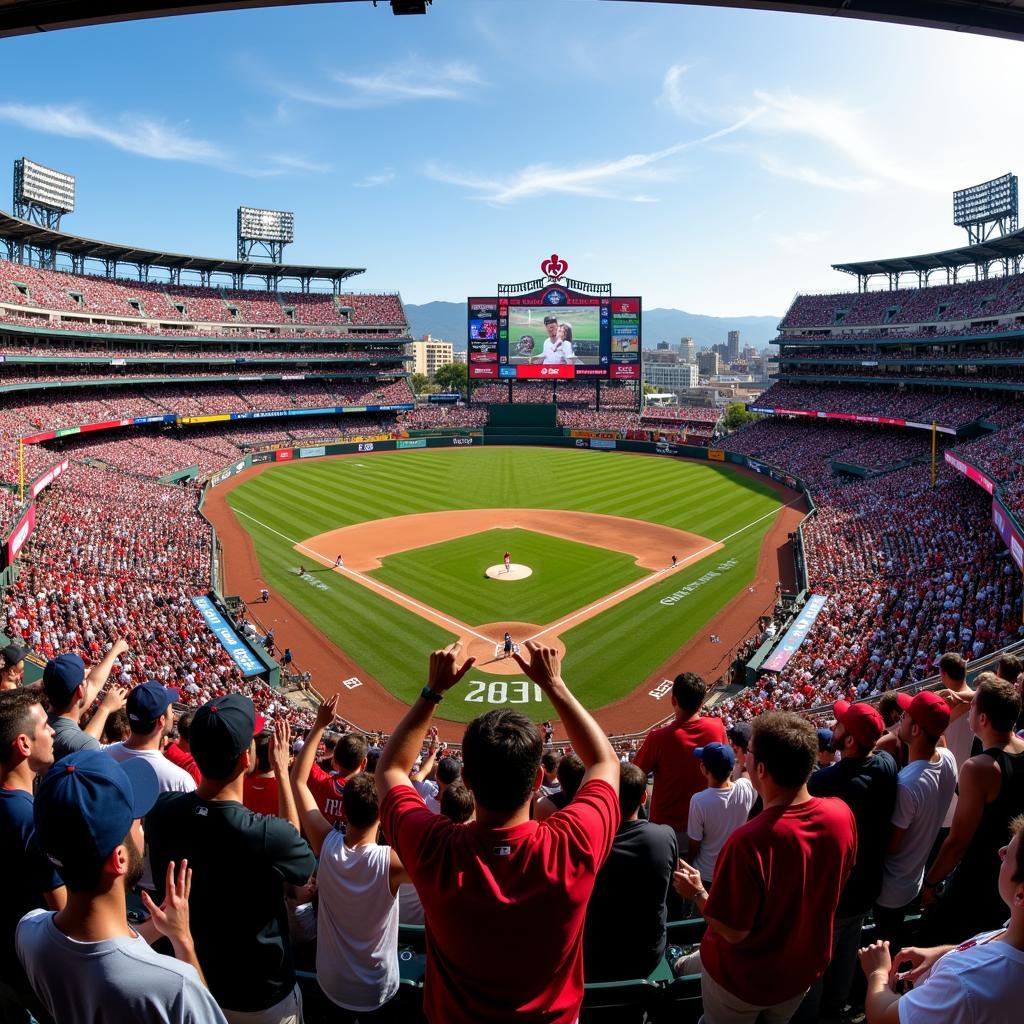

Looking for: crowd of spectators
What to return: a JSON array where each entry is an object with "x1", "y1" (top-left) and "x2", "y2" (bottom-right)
[{"x1": 781, "y1": 272, "x2": 1024, "y2": 328}]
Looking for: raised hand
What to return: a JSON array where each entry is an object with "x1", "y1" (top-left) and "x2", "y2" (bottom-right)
[
  {"x1": 315, "y1": 693, "x2": 339, "y2": 730},
  {"x1": 101, "y1": 682, "x2": 131, "y2": 712},
  {"x1": 140, "y1": 859, "x2": 194, "y2": 950},
  {"x1": 269, "y1": 718, "x2": 291, "y2": 776},
  {"x1": 427, "y1": 641, "x2": 476, "y2": 694},
  {"x1": 858, "y1": 939, "x2": 893, "y2": 980},
  {"x1": 512, "y1": 641, "x2": 564, "y2": 692}
]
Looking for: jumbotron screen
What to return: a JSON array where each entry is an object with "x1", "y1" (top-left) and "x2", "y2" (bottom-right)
[{"x1": 468, "y1": 287, "x2": 641, "y2": 379}]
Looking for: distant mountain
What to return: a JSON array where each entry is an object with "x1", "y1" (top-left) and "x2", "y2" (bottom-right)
[{"x1": 403, "y1": 301, "x2": 782, "y2": 351}]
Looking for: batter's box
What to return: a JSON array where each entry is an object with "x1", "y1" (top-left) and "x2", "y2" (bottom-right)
[
  {"x1": 493, "y1": 642, "x2": 521, "y2": 659},
  {"x1": 341, "y1": 677, "x2": 362, "y2": 690}
]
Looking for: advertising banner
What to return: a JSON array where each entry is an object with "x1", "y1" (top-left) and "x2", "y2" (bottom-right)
[
  {"x1": 992, "y1": 497, "x2": 1024, "y2": 571},
  {"x1": 180, "y1": 414, "x2": 230, "y2": 425},
  {"x1": 708, "y1": 449, "x2": 726, "y2": 461},
  {"x1": 3, "y1": 504, "x2": 36, "y2": 568},
  {"x1": 945, "y1": 451, "x2": 995, "y2": 494},
  {"x1": 191, "y1": 596, "x2": 263, "y2": 677},
  {"x1": 569, "y1": 430, "x2": 620, "y2": 440},
  {"x1": 396, "y1": 438, "x2": 427, "y2": 449},
  {"x1": 251, "y1": 451, "x2": 275, "y2": 464},
  {"x1": 274, "y1": 449, "x2": 294, "y2": 461},
  {"x1": 762, "y1": 594, "x2": 828, "y2": 673},
  {"x1": 589, "y1": 438, "x2": 617, "y2": 450},
  {"x1": 298, "y1": 446, "x2": 326, "y2": 458},
  {"x1": 29, "y1": 459, "x2": 69, "y2": 499},
  {"x1": 55, "y1": 427, "x2": 81, "y2": 438}
]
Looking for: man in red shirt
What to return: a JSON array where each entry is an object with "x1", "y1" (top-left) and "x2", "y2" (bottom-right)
[
  {"x1": 674, "y1": 712, "x2": 857, "y2": 1024},
  {"x1": 377, "y1": 640, "x2": 620, "y2": 1024},
  {"x1": 163, "y1": 708, "x2": 201, "y2": 786},
  {"x1": 633, "y1": 672, "x2": 727, "y2": 841}
]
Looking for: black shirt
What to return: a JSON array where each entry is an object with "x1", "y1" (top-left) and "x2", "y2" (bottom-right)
[
  {"x1": 146, "y1": 792, "x2": 316, "y2": 1012},
  {"x1": 808, "y1": 751, "x2": 898, "y2": 916},
  {"x1": 583, "y1": 818, "x2": 678, "y2": 982}
]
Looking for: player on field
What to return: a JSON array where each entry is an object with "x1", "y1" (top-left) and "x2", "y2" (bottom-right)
[
  {"x1": 503, "y1": 632, "x2": 513, "y2": 658},
  {"x1": 504, "y1": 551, "x2": 511, "y2": 574},
  {"x1": 335, "y1": 554, "x2": 344, "y2": 568}
]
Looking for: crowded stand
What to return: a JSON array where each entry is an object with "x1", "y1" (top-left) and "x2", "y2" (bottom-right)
[
  {"x1": 0, "y1": 340, "x2": 403, "y2": 360},
  {"x1": 781, "y1": 270, "x2": 1024, "y2": 328}
]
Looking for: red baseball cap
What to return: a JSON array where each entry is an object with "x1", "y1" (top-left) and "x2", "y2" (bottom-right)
[
  {"x1": 896, "y1": 691, "x2": 950, "y2": 739},
  {"x1": 833, "y1": 700, "x2": 884, "y2": 749}
]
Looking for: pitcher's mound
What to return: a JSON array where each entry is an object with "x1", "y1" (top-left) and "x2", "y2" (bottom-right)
[{"x1": 485, "y1": 563, "x2": 533, "y2": 580}]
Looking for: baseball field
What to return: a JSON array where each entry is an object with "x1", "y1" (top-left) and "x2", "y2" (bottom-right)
[{"x1": 214, "y1": 447, "x2": 800, "y2": 729}]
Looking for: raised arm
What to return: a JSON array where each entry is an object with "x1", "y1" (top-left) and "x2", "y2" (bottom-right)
[
  {"x1": 289, "y1": 695, "x2": 338, "y2": 857},
  {"x1": 377, "y1": 642, "x2": 475, "y2": 801},
  {"x1": 513, "y1": 641, "x2": 619, "y2": 791},
  {"x1": 269, "y1": 718, "x2": 300, "y2": 833}
]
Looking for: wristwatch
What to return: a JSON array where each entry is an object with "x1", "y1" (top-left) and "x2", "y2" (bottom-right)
[{"x1": 420, "y1": 686, "x2": 444, "y2": 704}]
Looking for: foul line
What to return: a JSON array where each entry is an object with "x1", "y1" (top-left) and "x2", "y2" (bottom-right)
[
  {"x1": 523, "y1": 496, "x2": 804, "y2": 643},
  {"x1": 231, "y1": 508, "x2": 492, "y2": 643}
]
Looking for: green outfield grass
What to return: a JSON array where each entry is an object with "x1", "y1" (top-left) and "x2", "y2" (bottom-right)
[
  {"x1": 225, "y1": 447, "x2": 784, "y2": 723},
  {"x1": 368, "y1": 527, "x2": 649, "y2": 627}
]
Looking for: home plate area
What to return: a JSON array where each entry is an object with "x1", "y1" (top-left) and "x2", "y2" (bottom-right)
[{"x1": 485, "y1": 563, "x2": 533, "y2": 580}]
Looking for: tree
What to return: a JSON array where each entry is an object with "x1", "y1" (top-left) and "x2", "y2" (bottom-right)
[
  {"x1": 642, "y1": 383, "x2": 658, "y2": 395},
  {"x1": 433, "y1": 362, "x2": 468, "y2": 396},
  {"x1": 410, "y1": 372, "x2": 430, "y2": 395},
  {"x1": 722, "y1": 402, "x2": 760, "y2": 432}
]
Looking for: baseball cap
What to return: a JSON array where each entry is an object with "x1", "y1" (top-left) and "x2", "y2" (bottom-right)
[
  {"x1": 1, "y1": 644, "x2": 27, "y2": 670},
  {"x1": 126, "y1": 681, "x2": 180, "y2": 730},
  {"x1": 816, "y1": 728, "x2": 834, "y2": 752},
  {"x1": 833, "y1": 700, "x2": 885, "y2": 749},
  {"x1": 896, "y1": 691, "x2": 951, "y2": 739},
  {"x1": 694, "y1": 742, "x2": 735, "y2": 777},
  {"x1": 42, "y1": 653, "x2": 86, "y2": 705},
  {"x1": 726, "y1": 722, "x2": 752, "y2": 750},
  {"x1": 189, "y1": 694, "x2": 266, "y2": 779},
  {"x1": 34, "y1": 749, "x2": 159, "y2": 875}
]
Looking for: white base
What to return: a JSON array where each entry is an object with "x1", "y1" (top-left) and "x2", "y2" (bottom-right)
[{"x1": 485, "y1": 563, "x2": 533, "y2": 580}]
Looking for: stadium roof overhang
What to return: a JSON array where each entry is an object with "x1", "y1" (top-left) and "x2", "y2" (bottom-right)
[
  {"x1": 0, "y1": 211, "x2": 365, "y2": 286},
  {"x1": 2, "y1": 1, "x2": 1024, "y2": 42},
  {"x1": 832, "y1": 227, "x2": 1024, "y2": 278}
]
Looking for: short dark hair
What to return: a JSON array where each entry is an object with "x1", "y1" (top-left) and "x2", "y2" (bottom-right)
[
  {"x1": 750, "y1": 712, "x2": 816, "y2": 789},
  {"x1": 462, "y1": 710, "x2": 542, "y2": 812},
  {"x1": 0, "y1": 687, "x2": 43, "y2": 766},
  {"x1": 342, "y1": 771, "x2": 380, "y2": 830},
  {"x1": 997, "y1": 653, "x2": 1023, "y2": 685},
  {"x1": 437, "y1": 756, "x2": 461, "y2": 786},
  {"x1": 334, "y1": 733, "x2": 369, "y2": 772},
  {"x1": 939, "y1": 652, "x2": 967, "y2": 684},
  {"x1": 672, "y1": 672, "x2": 707, "y2": 714},
  {"x1": 618, "y1": 762, "x2": 647, "y2": 818},
  {"x1": 102, "y1": 709, "x2": 131, "y2": 745},
  {"x1": 975, "y1": 676, "x2": 1021, "y2": 733},
  {"x1": 254, "y1": 732, "x2": 272, "y2": 773},
  {"x1": 440, "y1": 781, "x2": 474, "y2": 824},
  {"x1": 877, "y1": 692, "x2": 903, "y2": 726},
  {"x1": 556, "y1": 753, "x2": 586, "y2": 801},
  {"x1": 177, "y1": 709, "x2": 194, "y2": 742},
  {"x1": 541, "y1": 750, "x2": 561, "y2": 774}
]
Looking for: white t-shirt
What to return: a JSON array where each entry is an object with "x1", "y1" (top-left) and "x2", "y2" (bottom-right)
[
  {"x1": 941, "y1": 709, "x2": 976, "y2": 828},
  {"x1": 686, "y1": 778, "x2": 755, "y2": 883},
  {"x1": 879, "y1": 747, "x2": 957, "y2": 908},
  {"x1": 16, "y1": 909, "x2": 226, "y2": 1024},
  {"x1": 103, "y1": 744, "x2": 197, "y2": 794},
  {"x1": 541, "y1": 337, "x2": 575, "y2": 364},
  {"x1": 898, "y1": 928, "x2": 1024, "y2": 1024},
  {"x1": 316, "y1": 832, "x2": 400, "y2": 1012},
  {"x1": 398, "y1": 883, "x2": 425, "y2": 925}
]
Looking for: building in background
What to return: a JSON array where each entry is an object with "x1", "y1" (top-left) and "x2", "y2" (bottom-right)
[
  {"x1": 643, "y1": 361, "x2": 699, "y2": 393},
  {"x1": 727, "y1": 330, "x2": 741, "y2": 361},
  {"x1": 696, "y1": 351, "x2": 720, "y2": 376},
  {"x1": 679, "y1": 337, "x2": 695, "y2": 362},
  {"x1": 410, "y1": 335, "x2": 454, "y2": 377}
]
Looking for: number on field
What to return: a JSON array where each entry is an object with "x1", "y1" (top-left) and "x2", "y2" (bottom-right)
[{"x1": 464, "y1": 681, "x2": 543, "y2": 704}]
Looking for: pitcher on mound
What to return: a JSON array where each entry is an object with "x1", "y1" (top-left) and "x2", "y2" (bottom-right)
[{"x1": 503, "y1": 550, "x2": 511, "y2": 574}]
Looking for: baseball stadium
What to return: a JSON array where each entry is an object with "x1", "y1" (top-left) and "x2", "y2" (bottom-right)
[{"x1": 1, "y1": 3, "x2": 1024, "y2": 1024}]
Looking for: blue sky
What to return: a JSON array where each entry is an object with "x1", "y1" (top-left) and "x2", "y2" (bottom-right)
[{"x1": 1, "y1": 1, "x2": 1021, "y2": 314}]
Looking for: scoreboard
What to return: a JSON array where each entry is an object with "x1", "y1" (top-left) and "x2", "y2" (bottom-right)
[{"x1": 468, "y1": 285, "x2": 641, "y2": 380}]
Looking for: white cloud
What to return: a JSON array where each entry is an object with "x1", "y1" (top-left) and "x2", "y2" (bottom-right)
[
  {"x1": 657, "y1": 64, "x2": 690, "y2": 117},
  {"x1": 0, "y1": 101, "x2": 328, "y2": 178},
  {"x1": 354, "y1": 170, "x2": 395, "y2": 188},
  {"x1": 426, "y1": 112, "x2": 758, "y2": 204},
  {"x1": 759, "y1": 154, "x2": 878, "y2": 193},
  {"x1": 282, "y1": 60, "x2": 484, "y2": 109}
]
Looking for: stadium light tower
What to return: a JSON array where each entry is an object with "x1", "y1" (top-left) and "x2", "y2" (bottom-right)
[
  {"x1": 13, "y1": 157, "x2": 75, "y2": 229},
  {"x1": 953, "y1": 172, "x2": 1018, "y2": 244},
  {"x1": 237, "y1": 206, "x2": 294, "y2": 263}
]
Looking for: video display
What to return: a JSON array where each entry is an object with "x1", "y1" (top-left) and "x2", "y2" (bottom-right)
[{"x1": 468, "y1": 288, "x2": 641, "y2": 379}]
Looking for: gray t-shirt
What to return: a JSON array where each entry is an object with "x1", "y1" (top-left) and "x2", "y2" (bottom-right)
[
  {"x1": 16, "y1": 909, "x2": 226, "y2": 1024},
  {"x1": 47, "y1": 714, "x2": 101, "y2": 762}
]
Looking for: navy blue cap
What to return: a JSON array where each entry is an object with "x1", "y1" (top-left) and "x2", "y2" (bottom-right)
[
  {"x1": 127, "y1": 681, "x2": 180, "y2": 729},
  {"x1": 816, "y1": 728, "x2": 834, "y2": 752},
  {"x1": 42, "y1": 653, "x2": 86, "y2": 704},
  {"x1": 34, "y1": 750, "x2": 160, "y2": 874},
  {"x1": 694, "y1": 741, "x2": 735, "y2": 776},
  {"x1": 1, "y1": 644, "x2": 27, "y2": 669},
  {"x1": 189, "y1": 694, "x2": 264, "y2": 779},
  {"x1": 726, "y1": 722, "x2": 752, "y2": 749}
]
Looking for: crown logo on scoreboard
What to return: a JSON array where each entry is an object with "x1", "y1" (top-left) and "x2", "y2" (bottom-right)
[{"x1": 541, "y1": 253, "x2": 568, "y2": 282}]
